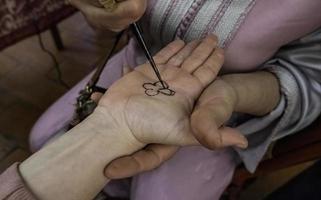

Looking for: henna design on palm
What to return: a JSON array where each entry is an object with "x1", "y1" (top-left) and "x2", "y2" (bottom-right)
[{"x1": 143, "y1": 81, "x2": 176, "y2": 96}]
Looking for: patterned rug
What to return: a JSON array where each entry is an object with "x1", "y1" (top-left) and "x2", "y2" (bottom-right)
[{"x1": 0, "y1": 0, "x2": 76, "y2": 50}]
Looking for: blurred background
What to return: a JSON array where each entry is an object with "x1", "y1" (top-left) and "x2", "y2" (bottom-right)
[{"x1": 0, "y1": 1, "x2": 319, "y2": 199}]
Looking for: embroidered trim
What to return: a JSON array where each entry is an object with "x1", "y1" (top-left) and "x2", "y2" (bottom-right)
[
  {"x1": 144, "y1": 0, "x2": 157, "y2": 32},
  {"x1": 222, "y1": 0, "x2": 257, "y2": 47},
  {"x1": 149, "y1": 0, "x2": 173, "y2": 45},
  {"x1": 161, "y1": 1, "x2": 195, "y2": 44},
  {"x1": 175, "y1": 0, "x2": 206, "y2": 39},
  {"x1": 213, "y1": 0, "x2": 256, "y2": 47},
  {"x1": 201, "y1": 0, "x2": 233, "y2": 39},
  {"x1": 159, "y1": 0, "x2": 179, "y2": 43},
  {"x1": 149, "y1": 0, "x2": 256, "y2": 48},
  {"x1": 183, "y1": 0, "x2": 227, "y2": 42}
]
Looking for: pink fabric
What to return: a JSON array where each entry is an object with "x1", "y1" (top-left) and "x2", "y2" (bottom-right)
[
  {"x1": 224, "y1": 0, "x2": 321, "y2": 72},
  {"x1": 0, "y1": 163, "x2": 36, "y2": 200},
  {"x1": 130, "y1": 147, "x2": 236, "y2": 200}
]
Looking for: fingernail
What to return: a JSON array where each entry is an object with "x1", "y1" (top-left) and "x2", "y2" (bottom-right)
[
  {"x1": 236, "y1": 139, "x2": 248, "y2": 149},
  {"x1": 207, "y1": 34, "x2": 218, "y2": 41}
]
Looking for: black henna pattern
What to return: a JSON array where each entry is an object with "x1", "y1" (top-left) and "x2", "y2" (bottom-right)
[{"x1": 143, "y1": 81, "x2": 175, "y2": 96}]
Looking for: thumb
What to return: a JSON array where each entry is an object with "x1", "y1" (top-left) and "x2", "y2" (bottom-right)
[{"x1": 191, "y1": 108, "x2": 248, "y2": 149}]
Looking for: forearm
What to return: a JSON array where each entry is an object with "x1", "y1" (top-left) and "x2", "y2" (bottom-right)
[
  {"x1": 20, "y1": 107, "x2": 143, "y2": 200},
  {"x1": 222, "y1": 71, "x2": 281, "y2": 116}
]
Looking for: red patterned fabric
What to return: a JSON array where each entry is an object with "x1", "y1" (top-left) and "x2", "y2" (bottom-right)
[{"x1": 0, "y1": 0, "x2": 76, "y2": 51}]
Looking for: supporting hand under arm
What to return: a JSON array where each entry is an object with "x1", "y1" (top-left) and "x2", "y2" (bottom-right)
[{"x1": 105, "y1": 70, "x2": 280, "y2": 179}]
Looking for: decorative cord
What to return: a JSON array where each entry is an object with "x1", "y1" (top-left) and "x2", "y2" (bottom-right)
[
  {"x1": 36, "y1": 32, "x2": 70, "y2": 89},
  {"x1": 175, "y1": 0, "x2": 206, "y2": 39},
  {"x1": 27, "y1": 0, "x2": 70, "y2": 89}
]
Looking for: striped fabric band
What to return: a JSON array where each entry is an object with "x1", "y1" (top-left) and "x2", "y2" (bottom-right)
[
  {"x1": 184, "y1": 0, "x2": 229, "y2": 42},
  {"x1": 213, "y1": 0, "x2": 256, "y2": 47},
  {"x1": 150, "y1": 0, "x2": 256, "y2": 48}
]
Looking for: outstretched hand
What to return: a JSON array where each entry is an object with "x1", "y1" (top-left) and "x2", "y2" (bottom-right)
[
  {"x1": 91, "y1": 35, "x2": 247, "y2": 179},
  {"x1": 96, "y1": 35, "x2": 223, "y2": 146}
]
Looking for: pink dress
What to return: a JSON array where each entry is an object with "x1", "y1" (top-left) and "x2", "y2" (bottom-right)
[{"x1": 28, "y1": 0, "x2": 321, "y2": 199}]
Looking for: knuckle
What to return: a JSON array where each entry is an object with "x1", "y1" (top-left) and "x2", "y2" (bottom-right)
[
  {"x1": 191, "y1": 108, "x2": 224, "y2": 149},
  {"x1": 204, "y1": 34, "x2": 218, "y2": 46},
  {"x1": 148, "y1": 148, "x2": 162, "y2": 164},
  {"x1": 132, "y1": 155, "x2": 145, "y2": 171},
  {"x1": 215, "y1": 48, "x2": 225, "y2": 61},
  {"x1": 211, "y1": 61, "x2": 223, "y2": 73},
  {"x1": 203, "y1": 64, "x2": 217, "y2": 76},
  {"x1": 169, "y1": 55, "x2": 184, "y2": 66},
  {"x1": 200, "y1": 131, "x2": 222, "y2": 149},
  {"x1": 189, "y1": 53, "x2": 202, "y2": 62},
  {"x1": 208, "y1": 102, "x2": 232, "y2": 125},
  {"x1": 207, "y1": 135, "x2": 222, "y2": 149},
  {"x1": 168, "y1": 40, "x2": 184, "y2": 51},
  {"x1": 166, "y1": 43, "x2": 178, "y2": 53}
]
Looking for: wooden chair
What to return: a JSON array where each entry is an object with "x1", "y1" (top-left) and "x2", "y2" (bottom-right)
[{"x1": 226, "y1": 116, "x2": 321, "y2": 199}]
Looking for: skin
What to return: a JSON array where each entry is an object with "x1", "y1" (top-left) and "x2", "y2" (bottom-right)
[
  {"x1": 69, "y1": 0, "x2": 147, "y2": 32},
  {"x1": 20, "y1": 36, "x2": 234, "y2": 200}
]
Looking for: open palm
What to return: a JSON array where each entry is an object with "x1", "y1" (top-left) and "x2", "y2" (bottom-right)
[{"x1": 98, "y1": 35, "x2": 223, "y2": 146}]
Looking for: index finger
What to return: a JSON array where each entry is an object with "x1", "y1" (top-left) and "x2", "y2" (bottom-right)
[
  {"x1": 153, "y1": 40, "x2": 185, "y2": 64},
  {"x1": 105, "y1": 144, "x2": 178, "y2": 179}
]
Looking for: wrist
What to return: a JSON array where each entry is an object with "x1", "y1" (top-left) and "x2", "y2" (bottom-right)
[
  {"x1": 216, "y1": 77, "x2": 239, "y2": 113},
  {"x1": 221, "y1": 71, "x2": 280, "y2": 116},
  {"x1": 220, "y1": 75, "x2": 241, "y2": 112},
  {"x1": 90, "y1": 105, "x2": 144, "y2": 154},
  {"x1": 20, "y1": 106, "x2": 143, "y2": 200}
]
